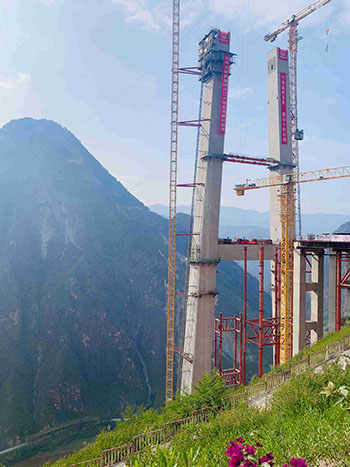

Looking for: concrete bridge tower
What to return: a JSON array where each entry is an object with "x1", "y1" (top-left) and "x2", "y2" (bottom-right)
[{"x1": 181, "y1": 29, "x2": 233, "y2": 393}]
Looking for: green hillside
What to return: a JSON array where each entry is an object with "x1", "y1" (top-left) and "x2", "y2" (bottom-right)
[{"x1": 40, "y1": 326, "x2": 350, "y2": 467}]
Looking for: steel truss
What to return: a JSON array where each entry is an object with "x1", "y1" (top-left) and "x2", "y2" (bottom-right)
[{"x1": 214, "y1": 313, "x2": 243, "y2": 387}]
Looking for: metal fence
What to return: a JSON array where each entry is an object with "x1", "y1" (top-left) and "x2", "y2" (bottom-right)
[
  {"x1": 245, "y1": 381, "x2": 267, "y2": 398},
  {"x1": 221, "y1": 392, "x2": 246, "y2": 409},
  {"x1": 308, "y1": 349, "x2": 327, "y2": 367},
  {"x1": 326, "y1": 340, "x2": 345, "y2": 358},
  {"x1": 192, "y1": 407, "x2": 214, "y2": 424},
  {"x1": 290, "y1": 358, "x2": 308, "y2": 375},
  {"x1": 265, "y1": 370, "x2": 291, "y2": 391},
  {"x1": 164, "y1": 416, "x2": 191, "y2": 441},
  {"x1": 343, "y1": 334, "x2": 350, "y2": 349},
  {"x1": 70, "y1": 334, "x2": 350, "y2": 467},
  {"x1": 101, "y1": 444, "x2": 131, "y2": 466}
]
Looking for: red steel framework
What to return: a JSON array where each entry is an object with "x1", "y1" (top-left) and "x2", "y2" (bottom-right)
[
  {"x1": 216, "y1": 246, "x2": 281, "y2": 386},
  {"x1": 214, "y1": 313, "x2": 243, "y2": 387},
  {"x1": 245, "y1": 247, "x2": 279, "y2": 378},
  {"x1": 336, "y1": 252, "x2": 350, "y2": 332}
]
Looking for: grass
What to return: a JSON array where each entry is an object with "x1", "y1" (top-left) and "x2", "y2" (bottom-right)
[
  {"x1": 44, "y1": 325, "x2": 350, "y2": 467},
  {"x1": 136, "y1": 363, "x2": 350, "y2": 466}
]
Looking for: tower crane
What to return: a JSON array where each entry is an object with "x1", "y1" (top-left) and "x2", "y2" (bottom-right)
[
  {"x1": 234, "y1": 165, "x2": 350, "y2": 362},
  {"x1": 265, "y1": 0, "x2": 332, "y2": 239},
  {"x1": 166, "y1": 0, "x2": 180, "y2": 404}
]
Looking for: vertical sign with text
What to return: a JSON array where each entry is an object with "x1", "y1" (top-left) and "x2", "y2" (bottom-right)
[
  {"x1": 280, "y1": 72, "x2": 288, "y2": 145},
  {"x1": 218, "y1": 30, "x2": 230, "y2": 44},
  {"x1": 219, "y1": 53, "x2": 231, "y2": 135},
  {"x1": 278, "y1": 48, "x2": 288, "y2": 61}
]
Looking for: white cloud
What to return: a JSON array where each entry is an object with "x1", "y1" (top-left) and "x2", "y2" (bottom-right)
[
  {"x1": 112, "y1": 0, "x2": 202, "y2": 32},
  {"x1": 337, "y1": 0, "x2": 350, "y2": 28},
  {"x1": 0, "y1": 72, "x2": 43, "y2": 127},
  {"x1": 111, "y1": 0, "x2": 350, "y2": 33},
  {"x1": 209, "y1": 0, "x2": 312, "y2": 31},
  {"x1": 229, "y1": 86, "x2": 254, "y2": 101},
  {"x1": 209, "y1": 0, "x2": 350, "y2": 34},
  {"x1": 325, "y1": 97, "x2": 336, "y2": 105},
  {"x1": 112, "y1": 0, "x2": 170, "y2": 32},
  {"x1": 0, "y1": 72, "x2": 30, "y2": 90}
]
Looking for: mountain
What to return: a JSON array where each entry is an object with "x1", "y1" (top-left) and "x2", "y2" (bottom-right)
[
  {"x1": 150, "y1": 204, "x2": 350, "y2": 237},
  {"x1": 0, "y1": 118, "x2": 270, "y2": 450},
  {"x1": 334, "y1": 221, "x2": 350, "y2": 233}
]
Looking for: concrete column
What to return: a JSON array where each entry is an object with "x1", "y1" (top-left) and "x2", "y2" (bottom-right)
[
  {"x1": 267, "y1": 48, "x2": 293, "y2": 243},
  {"x1": 293, "y1": 244, "x2": 306, "y2": 355},
  {"x1": 181, "y1": 30, "x2": 231, "y2": 394},
  {"x1": 328, "y1": 252, "x2": 337, "y2": 333},
  {"x1": 310, "y1": 251, "x2": 324, "y2": 343}
]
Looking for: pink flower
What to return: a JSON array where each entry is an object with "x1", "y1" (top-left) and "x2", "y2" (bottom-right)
[
  {"x1": 289, "y1": 459, "x2": 307, "y2": 467},
  {"x1": 258, "y1": 454, "x2": 274, "y2": 466},
  {"x1": 245, "y1": 445, "x2": 255, "y2": 456}
]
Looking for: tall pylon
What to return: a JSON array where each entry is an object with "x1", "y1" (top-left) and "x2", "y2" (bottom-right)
[{"x1": 265, "y1": 0, "x2": 332, "y2": 239}]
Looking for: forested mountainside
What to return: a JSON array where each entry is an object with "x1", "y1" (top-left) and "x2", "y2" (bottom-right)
[{"x1": 0, "y1": 118, "x2": 270, "y2": 449}]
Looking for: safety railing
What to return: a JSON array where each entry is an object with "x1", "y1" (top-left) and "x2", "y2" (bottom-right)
[
  {"x1": 308, "y1": 349, "x2": 327, "y2": 367},
  {"x1": 164, "y1": 416, "x2": 191, "y2": 441},
  {"x1": 265, "y1": 370, "x2": 291, "y2": 391},
  {"x1": 290, "y1": 358, "x2": 308, "y2": 375},
  {"x1": 245, "y1": 381, "x2": 267, "y2": 399},
  {"x1": 221, "y1": 392, "x2": 246, "y2": 409},
  {"x1": 101, "y1": 443, "x2": 131, "y2": 466},
  {"x1": 192, "y1": 407, "x2": 214, "y2": 424},
  {"x1": 70, "y1": 334, "x2": 349, "y2": 467},
  {"x1": 326, "y1": 340, "x2": 345, "y2": 358},
  {"x1": 343, "y1": 334, "x2": 350, "y2": 349}
]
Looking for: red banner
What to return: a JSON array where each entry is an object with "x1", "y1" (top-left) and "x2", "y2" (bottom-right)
[
  {"x1": 219, "y1": 53, "x2": 231, "y2": 135},
  {"x1": 280, "y1": 72, "x2": 288, "y2": 145},
  {"x1": 278, "y1": 48, "x2": 288, "y2": 61},
  {"x1": 218, "y1": 30, "x2": 230, "y2": 44}
]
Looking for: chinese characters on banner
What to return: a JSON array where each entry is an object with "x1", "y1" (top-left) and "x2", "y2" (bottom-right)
[
  {"x1": 278, "y1": 48, "x2": 288, "y2": 61},
  {"x1": 218, "y1": 30, "x2": 230, "y2": 44},
  {"x1": 280, "y1": 72, "x2": 288, "y2": 145},
  {"x1": 219, "y1": 53, "x2": 231, "y2": 135}
]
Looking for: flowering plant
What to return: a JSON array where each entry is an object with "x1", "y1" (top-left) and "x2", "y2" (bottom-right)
[{"x1": 225, "y1": 437, "x2": 307, "y2": 467}]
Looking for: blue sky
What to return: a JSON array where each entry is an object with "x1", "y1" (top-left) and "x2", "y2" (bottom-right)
[{"x1": 1, "y1": 0, "x2": 349, "y2": 214}]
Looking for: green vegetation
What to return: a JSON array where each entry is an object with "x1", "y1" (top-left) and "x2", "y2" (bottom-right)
[
  {"x1": 44, "y1": 373, "x2": 228, "y2": 466},
  {"x1": 44, "y1": 327, "x2": 350, "y2": 466},
  {"x1": 135, "y1": 363, "x2": 350, "y2": 465},
  {"x1": 255, "y1": 323, "x2": 350, "y2": 380}
]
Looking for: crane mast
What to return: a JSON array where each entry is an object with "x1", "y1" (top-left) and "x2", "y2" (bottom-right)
[
  {"x1": 289, "y1": 23, "x2": 302, "y2": 240},
  {"x1": 166, "y1": 0, "x2": 180, "y2": 404}
]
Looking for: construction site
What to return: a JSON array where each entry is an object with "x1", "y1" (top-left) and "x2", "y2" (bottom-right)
[{"x1": 166, "y1": 0, "x2": 350, "y2": 402}]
